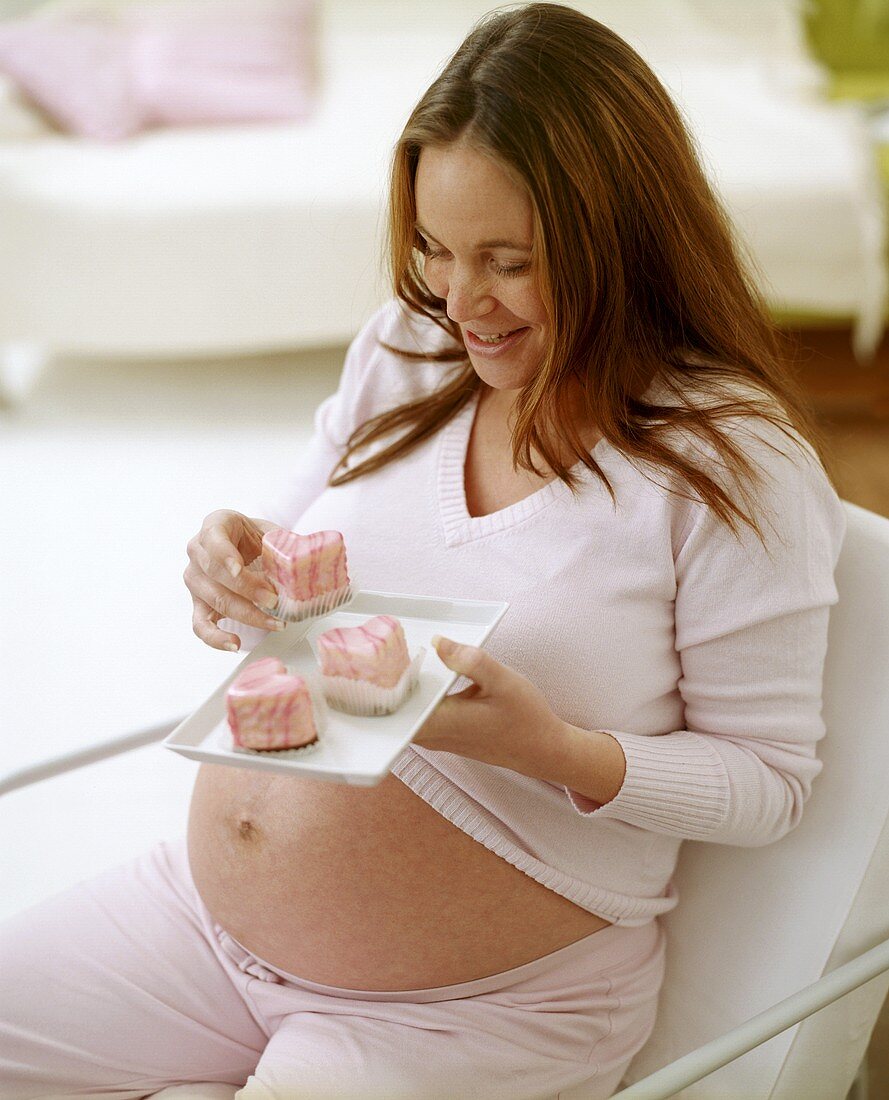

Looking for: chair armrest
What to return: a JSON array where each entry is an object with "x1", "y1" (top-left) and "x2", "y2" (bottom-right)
[
  {"x1": 0, "y1": 716, "x2": 187, "y2": 797},
  {"x1": 612, "y1": 935, "x2": 889, "y2": 1099}
]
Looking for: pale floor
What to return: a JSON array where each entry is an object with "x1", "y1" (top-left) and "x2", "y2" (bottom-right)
[
  {"x1": 0, "y1": 345, "x2": 344, "y2": 919},
  {"x1": 2, "y1": 334, "x2": 889, "y2": 1096}
]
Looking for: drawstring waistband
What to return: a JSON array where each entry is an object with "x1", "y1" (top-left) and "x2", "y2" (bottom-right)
[{"x1": 213, "y1": 919, "x2": 660, "y2": 1004}]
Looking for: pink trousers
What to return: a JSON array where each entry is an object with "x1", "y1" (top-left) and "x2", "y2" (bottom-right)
[{"x1": 0, "y1": 836, "x2": 665, "y2": 1100}]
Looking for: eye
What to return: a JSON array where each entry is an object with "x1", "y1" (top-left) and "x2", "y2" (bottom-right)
[
  {"x1": 494, "y1": 261, "x2": 531, "y2": 278},
  {"x1": 416, "y1": 236, "x2": 448, "y2": 260}
]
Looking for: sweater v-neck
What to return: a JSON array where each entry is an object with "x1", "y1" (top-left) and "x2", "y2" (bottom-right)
[{"x1": 437, "y1": 390, "x2": 609, "y2": 547}]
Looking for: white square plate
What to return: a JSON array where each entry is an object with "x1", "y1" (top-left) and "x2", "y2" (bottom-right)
[{"x1": 163, "y1": 590, "x2": 508, "y2": 786}]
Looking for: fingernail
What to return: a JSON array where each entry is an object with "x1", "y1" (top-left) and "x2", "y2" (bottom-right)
[
  {"x1": 226, "y1": 558, "x2": 241, "y2": 578},
  {"x1": 267, "y1": 619, "x2": 286, "y2": 631},
  {"x1": 432, "y1": 634, "x2": 453, "y2": 655},
  {"x1": 258, "y1": 591, "x2": 278, "y2": 610},
  {"x1": 223, "y1": 642, "x2": 238, "y2": 652}
]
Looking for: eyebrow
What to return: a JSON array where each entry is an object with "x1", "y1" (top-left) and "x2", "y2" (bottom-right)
[{"x1": 414, "y1": 223, "x2": 532, "y2": 251}]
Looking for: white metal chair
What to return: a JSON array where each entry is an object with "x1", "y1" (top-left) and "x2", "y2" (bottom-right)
[
  {"x1": 4, "y1": 500, "x2": 889, "y2": 1100},
  {"x1": 611, "y1": 500, "x2": 889, "y2": 1099}
]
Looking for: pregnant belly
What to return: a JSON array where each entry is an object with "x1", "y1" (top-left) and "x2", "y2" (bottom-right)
[{"x1": 187, "y1": 762, "x2": 610, "y2": 990}]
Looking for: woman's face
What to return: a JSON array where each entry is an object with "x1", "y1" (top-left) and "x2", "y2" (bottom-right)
[{"x1": 415, "y1": 142, "x2": 549, "y2": 393}]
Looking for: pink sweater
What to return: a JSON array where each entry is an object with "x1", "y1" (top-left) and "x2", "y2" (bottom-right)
[{"x1": 241, "y1": 300, "x2": 846, "y2": 926}]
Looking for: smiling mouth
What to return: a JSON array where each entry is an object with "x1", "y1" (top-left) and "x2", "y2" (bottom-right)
[{"x1": 468, "y1": 328, "x2": 526, "y2": 344}]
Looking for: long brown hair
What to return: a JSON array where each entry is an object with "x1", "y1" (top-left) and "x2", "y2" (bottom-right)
[{"x1": 330, "y1": 2, "x2": 829, "y2": 540}]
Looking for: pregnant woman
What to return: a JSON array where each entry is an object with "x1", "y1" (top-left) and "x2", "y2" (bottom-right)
[{"x1": 0, "y1": 5, "x2": 846, "y2": 1098}]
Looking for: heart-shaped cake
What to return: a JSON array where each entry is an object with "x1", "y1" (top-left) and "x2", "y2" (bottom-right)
[
  {"x1": 317, "y1": 615, "x2": 410, "y2": 689},
  {"x1": 261, "y1": 529, "x2": 351, "y2": 620},
  {"x1": 225, "y1": 656, "x2": 318, "y2": 751}
]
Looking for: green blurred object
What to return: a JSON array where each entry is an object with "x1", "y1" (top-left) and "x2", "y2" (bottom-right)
[
  {"x1": 804, "y1": 0, "x2": 889, "y2": 74},
  {"x1": 829, "y1": 71, "x2": 889, "y2": 99},
  {"x1": 794, "y1": 1, "x2": 889, "y2": 334}
]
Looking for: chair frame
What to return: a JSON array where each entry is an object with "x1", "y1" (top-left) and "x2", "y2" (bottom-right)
[{"x1": 4, "y1": 717, "x2": 887, "y2": 1100}]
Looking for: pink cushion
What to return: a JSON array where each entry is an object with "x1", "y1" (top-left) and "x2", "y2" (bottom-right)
[{"x1": 0, "y1": 1, "x2": 317, "y2": 142}]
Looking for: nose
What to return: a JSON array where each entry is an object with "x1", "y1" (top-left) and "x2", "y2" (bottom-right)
[{"x1": 443, "y1": 266, "x2": 496, "y2": 325}]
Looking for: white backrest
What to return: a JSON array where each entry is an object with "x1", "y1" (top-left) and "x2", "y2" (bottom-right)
[{"x1": 623, "y1": 502, "x2": 889, "y2": 1098}]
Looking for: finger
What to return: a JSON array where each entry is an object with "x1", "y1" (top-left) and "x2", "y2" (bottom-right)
[
  {"x1": 185, "y1": 564, "x2": 285, "y2": 634},
  {"x1": 431, "y1": 636, "x2": 506, "y2": 691},
  {"x1": 222, "y1": 514, "x2": 268, "y2": 575},
  {"x1": 201, "y1": 521, "x2": 253, "y2": 579},
  {"x1": 447, "y1": 682, "x2": 482, "y2": 702},
  {"x1": 200, "y1": 510, "x2": 266, "y2": 568},
  {"x1": 192, "y1": 596, "x2": 242, "y2": 652},
  {"x1": 189, "y1": 530, "x2": 278, "y2": 611},
  {"x1": 249, "y1": 517, "x2": 283, "y2": 537}
]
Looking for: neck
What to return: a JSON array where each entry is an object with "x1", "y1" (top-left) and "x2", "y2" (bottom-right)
[{"x1": 479, "y1": 382, "x2": 602, "y2": 467}]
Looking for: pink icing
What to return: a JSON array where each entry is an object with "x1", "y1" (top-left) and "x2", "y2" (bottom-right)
[
  {"x1": 316, "y1": 614, "x2": 410, "y2": 689},
  {"x1": 226, "y1": 658, "x2": 317, "y2": 751},
  {"x1": 261, "y1": 529, "x2": 349, "y2": 602},
  {"x1": 230, "y1": 656, "x2": 285, "y2": 690}
]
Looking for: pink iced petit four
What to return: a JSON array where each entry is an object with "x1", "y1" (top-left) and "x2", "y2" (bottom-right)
[
  {"x1": 261, "y1": 528, "x2": 351, "y2": 621},
  {"x1": 314, "y1": 614, "x2": 424, "y2": 716},
  {"x1": 225, "y1": 656, "x2": 318, "y2": 752},
  {"x1": 316, "y1": 615, "x2": 410, "y2": 689}
]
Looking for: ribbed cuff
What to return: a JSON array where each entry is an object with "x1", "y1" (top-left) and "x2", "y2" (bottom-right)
[{"x1": 565, "y1": 729, "x2": 730, "y2": 839}]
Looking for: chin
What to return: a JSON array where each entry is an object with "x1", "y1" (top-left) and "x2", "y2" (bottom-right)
[{"x1": 469, "y1": 359, "x2": 537, "y2": 392}]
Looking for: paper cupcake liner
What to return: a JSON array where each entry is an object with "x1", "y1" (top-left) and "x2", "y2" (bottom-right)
[
  {"x1": 232, "y1": 735, "x2": 321, "y2": 759},
  {"x1": 318, "y1": 648, "x2": 425, "y2": 716},
  {"x1": 268, "y1": 582, "x2": 354, "y2": 624},
  {"x1": 229, "y1": 674, "x2": 330, "y2": 756}
]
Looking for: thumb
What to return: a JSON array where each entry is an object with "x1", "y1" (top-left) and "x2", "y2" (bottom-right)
[{"x1": 432, "y1": 635, "x2": 503, "y2": 690}]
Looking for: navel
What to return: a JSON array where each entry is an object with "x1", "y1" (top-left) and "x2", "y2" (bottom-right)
[{"x1": 236, "y1": 816, "x2": 259, "y2": 841}]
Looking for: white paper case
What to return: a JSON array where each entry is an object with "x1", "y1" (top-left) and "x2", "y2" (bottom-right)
[
  {"x1": 227, "y1": 673, "x2": 330, "y2": 757},
  {"x1": 318, "y1": 648, "x2": 426, "y2": 716},
  {"x1": 269, "y1": 582, "x2": 354, "y2": 624}
]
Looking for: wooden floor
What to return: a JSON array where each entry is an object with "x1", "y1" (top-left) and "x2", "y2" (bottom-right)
[
  {"x1": 788, "y1": 326, "x2": 889, "y2": 511},
  {"x1": 785, "y1": 325, "x2": 889, "y2": 1096}
]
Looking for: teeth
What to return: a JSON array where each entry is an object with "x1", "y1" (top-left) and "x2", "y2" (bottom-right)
[{"x1": 475, "y1": 331, "x2": 512, "y2": 343}]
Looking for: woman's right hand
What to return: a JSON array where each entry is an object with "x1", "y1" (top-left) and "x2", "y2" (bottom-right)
[{"x1": 184, "y1": 509, "x2": 286, "y2": 652}]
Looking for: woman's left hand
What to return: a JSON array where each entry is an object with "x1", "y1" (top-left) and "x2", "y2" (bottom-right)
[{"x1": 412, "y1": 636, "x2": 569, "y2": 775}]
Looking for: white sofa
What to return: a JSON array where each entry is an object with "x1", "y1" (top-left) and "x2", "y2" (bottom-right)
[{"x1": 0, "y1": 0, "x2": 885, "y2": 398}]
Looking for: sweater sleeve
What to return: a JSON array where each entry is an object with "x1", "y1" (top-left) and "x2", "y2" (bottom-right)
[{"x1": 565, "y1": 420, "x2": 847, "y2": 847}]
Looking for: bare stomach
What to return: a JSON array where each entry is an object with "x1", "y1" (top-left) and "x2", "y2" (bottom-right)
[{"x1": 187, "y1": 763, "x2": 611, "y2": 991}]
